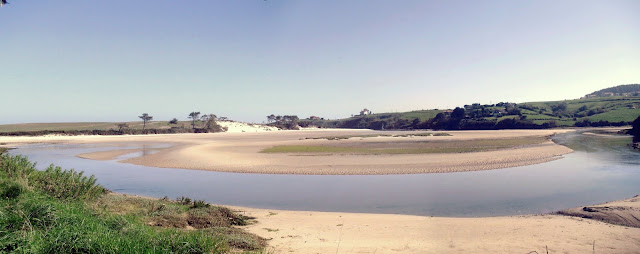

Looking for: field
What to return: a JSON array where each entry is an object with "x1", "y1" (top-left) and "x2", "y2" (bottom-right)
[{"x1": 520, "y1": 96, "x2": 640, "y2": 126}]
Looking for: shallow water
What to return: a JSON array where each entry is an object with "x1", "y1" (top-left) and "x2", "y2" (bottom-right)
[{"x1": 9, "y1": 132, "x2": 640, "y2": 217}]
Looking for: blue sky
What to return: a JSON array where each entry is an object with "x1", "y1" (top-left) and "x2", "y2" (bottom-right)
[{"x1": 1, "y1": 0, "x2": 639, "y2": 123}]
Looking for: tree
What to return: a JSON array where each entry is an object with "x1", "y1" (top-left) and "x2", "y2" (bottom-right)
[
  {"x1": 200, "y1": 114, "x2": 217, "y2": 126},
  {"x1": 202, "y1": 114, "x2": 225, "y2": 132},
  {"x1": 188, "y1": 112, "x2": 200, "y2": 129},
  {"x1": 451, "y1": 107, "x2": 465, "y2": 119},
  {"x1": 138, "y1": 113, "x2": 153, "y2": 130},
  {"x1": 267, "y1": 114, "x2": 276, "y2": 124},
  {"x1": 116, "y1": 123, "x2": 129, "y2": 133},
  {"x1": 169, "y1": 118, "x2": 178, "y2": 124}
]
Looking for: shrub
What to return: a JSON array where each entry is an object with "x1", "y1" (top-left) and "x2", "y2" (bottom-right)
[
  {"x1": 0, "y1": 180, "x2": 25, "y2": 200},
  {"x1": 176, "y1": 196, "x2": 192, "y2": 205},
  {"x1": 191, "y1": 199, "x2": 210, "y2": 209},
  {"x1": 29, "y1": 165, "x2": 107, "y2": 201},
  {"x1": 0, "y1": 154, "x2": 36, "y2": 179}
]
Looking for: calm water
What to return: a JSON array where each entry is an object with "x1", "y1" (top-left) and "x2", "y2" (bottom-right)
[{"x1": 9, "y1": 132, "x2": 640, "y2": 217}]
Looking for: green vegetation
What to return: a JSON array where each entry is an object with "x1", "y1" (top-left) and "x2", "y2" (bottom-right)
[
  {"x1": 0, "y1": 152, "x2": 266, "y2": 253},
  {"x1": 266, "y1": 115, "x2": 300, "y2": 130},
  {"x1": 262, "y1": 136, "x2": 547, "y2": 155}
]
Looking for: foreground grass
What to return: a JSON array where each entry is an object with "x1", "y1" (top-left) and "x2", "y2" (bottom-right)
[
  {"x1": 263, "y1": 136, "x2": 548, "y2": 155},
  {"x1": 0, "y1": 153, "x2": 266, "y2": 253}
]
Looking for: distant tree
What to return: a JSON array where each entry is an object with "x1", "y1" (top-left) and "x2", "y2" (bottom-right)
[
  {"x1": 138, "y1": 113, "x2": 153, "y2": 130},
  {"x1": 169, "y1": 118, "x2": 178, "y2": 124},
  {"x1": 117, "y1": 123, "x2": 129, "y2": 133},
  {"x1": 267, "y1": 114, "x2": 276, "y2": 123},
  {"x1": 578, "y1": 105, "x2": 588, "y2": 112},
  {"x1": 201, "y1": 114, "x2": 217, "y2": 125},
  {"x1": 218, "y1": 116, "x2": 228, "y2": 121},
  {"x1": 451, "y1": 107, "x2": 465, "y2": 119},
  {"x1": 202, "y1": 114, "x2": 226, "y2": 132},
  {"x1": 188, "y1": 112, "x2": 200, "y2": 129}
]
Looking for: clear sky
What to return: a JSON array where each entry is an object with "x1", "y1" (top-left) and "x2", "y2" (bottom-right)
[{"x1": 1, "y1": 0, "x2": 639, "y2": 124}]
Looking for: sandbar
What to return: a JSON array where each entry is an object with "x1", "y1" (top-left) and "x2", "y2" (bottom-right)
[{"x1": 1, "y1": 128, "x2": 575, "y2": 175}]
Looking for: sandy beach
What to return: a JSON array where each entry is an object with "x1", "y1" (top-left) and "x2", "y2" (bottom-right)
[
  {"x1": 1, "y1": 126, "x2": 574, "y2": 175},
  {"x1": 234, "y1": 195, "x2": 640, "y2": 254}
]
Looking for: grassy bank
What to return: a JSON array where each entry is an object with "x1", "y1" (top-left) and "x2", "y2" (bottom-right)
[
  {"x1": 0, "y1": 152, "x2": 266, "y2": 253},
  {"x1": 263, "y1": 136, "x2": 548, "y2": 155}
]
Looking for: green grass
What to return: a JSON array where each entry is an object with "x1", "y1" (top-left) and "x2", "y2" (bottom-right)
[
  {"x1": 262, "y1": 136, "x2": 546, "y2": 155},
  {"x1": 521, "y1": 96, "x2": 640, "y2": 125},
  {"x1": 0, "y1": 153, "x2": 266, "y2": 253},
  {"x1": 585, "y1": 108, "x2": 640, "y2": 122}
]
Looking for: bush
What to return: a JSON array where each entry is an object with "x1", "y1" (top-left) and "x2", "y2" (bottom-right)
[
  {"x1": 29, "y1": 165, "x2": 107, "y2": 201},
  {"x1": 191, "y1": 199, "x2": 210, "y2": 209},
  {"x1": 176, "y1": 196, "x2": 192, "y2": 205},
  {"x1": 0, "y1": 180, "x2": 25, "y2": 200},
  {"x1": 0, "y1": 154, "x2": 36, "y2": 179}
]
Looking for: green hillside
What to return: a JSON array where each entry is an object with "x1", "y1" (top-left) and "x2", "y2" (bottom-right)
[{"x1": 301, "y1": 95, "x2": 640, "y2": 130}]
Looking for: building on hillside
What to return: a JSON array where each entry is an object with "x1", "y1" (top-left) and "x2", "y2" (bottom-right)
[
  {"x1": 602, "y1": 92, "x2": 615, "y2": 97},
  {"x1": 360, "y1": 108, "x2": 372, "y2": 116},
  {"x1": 308, "y1": 116, "x2": 321, "y2": 120}
]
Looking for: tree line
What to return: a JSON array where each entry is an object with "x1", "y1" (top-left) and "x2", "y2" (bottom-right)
[{"x1": 266, "y1": 114, "x2": 300, "y2": 130}]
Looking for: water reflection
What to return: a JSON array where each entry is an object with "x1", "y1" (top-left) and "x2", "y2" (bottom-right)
[{"x1": 9, "y1": 132, "x2": 640, "y2": 217}]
